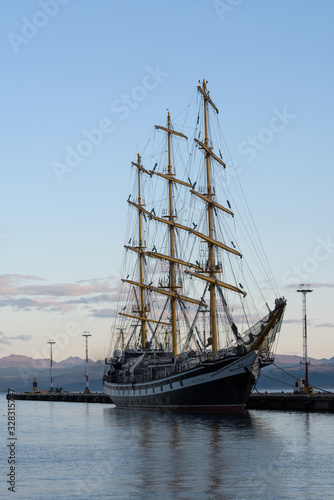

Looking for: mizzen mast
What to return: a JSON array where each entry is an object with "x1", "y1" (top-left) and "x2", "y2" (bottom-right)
[
  {"x1": 119, "y1": 154, "x2": 150, "y2": 349},
  {"x1": 137, "y1": 154, "x2": 147, "y2": 348}
]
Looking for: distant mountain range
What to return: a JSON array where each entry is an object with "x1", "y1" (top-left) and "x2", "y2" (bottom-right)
[
  {"x1": 0, "y1": 353, "x2": 334, "y2": 393},
  {"x1": 0, "y1": 354, "x2": 90, "y2": 369},
  {"x1": 0, "y1": 354, "x2": 105, "y2": 392}
]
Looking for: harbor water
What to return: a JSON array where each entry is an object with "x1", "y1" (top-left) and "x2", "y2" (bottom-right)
[{"x1": 1, "y1": 392, "x2": 333, "y2": 499}]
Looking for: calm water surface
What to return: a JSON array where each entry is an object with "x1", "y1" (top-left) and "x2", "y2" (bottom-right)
[{"x1": 1, "y1": 393, "x2": 333, "y2": 499}]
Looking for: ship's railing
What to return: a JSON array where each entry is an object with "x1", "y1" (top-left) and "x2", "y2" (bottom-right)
[
  {"x1": 109, "y1": 351, "x2": 231, "y2": 384},
  {"x1": 106, "y1": 345, "x2": 245, "y2": 385}
]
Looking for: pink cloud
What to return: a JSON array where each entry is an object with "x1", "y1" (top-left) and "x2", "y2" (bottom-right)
[{"x1": 0, "y1": 274, "x2": 119, "y2": 316}]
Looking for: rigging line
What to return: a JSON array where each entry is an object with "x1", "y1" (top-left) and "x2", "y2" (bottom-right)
[
  {"x1": 225, "y1": 189, "x2": 275, "y2": 297},
  {"x1": 147, "y1": 135, "x2": 167, "y2": 163},
  {"x1": 140, "y1": 153, "x2": 156, "y2": 160},
  {"x1": 259, "y1": 372, "x2": 295, "y2": 388},
  {"x1": 272, "y1": 329, "x2": 282, "y2": 359},
  {"x1": 125, "y1": 325, "x2": 138, "y2": 350},
  {"x1": 177, "y1": 296, "x2": 193, "y2": 345},
  {"x1": 217, "y1": 167, "x2": 268, "y2": 279},
  {"x1": 215, "y1": 119, "x2": 279, "y2": 295},
  {"x1": 174, "y1": 124, "x2": 198, "y2": 130},
  {"x1": 148, "y1": 298, "x2": 170, "y2": 346},
  {"x1": 271, "y1": 362, "x2": 334, "y2": 394},
  {"x1": 213, "y1": 213, "x2": 261, "y2": 322},
  {"x1": 239, "y1": 256, "x2": 268, "y2": 304},
  {"x1": 174, "y1": 134, "x2": 192, "y2": 176},
  {"x1": 182, "y1": 283, "x2": 209, "y2": 352},
  {"x1": 172, "y1": 86, "x2": 197, "y2": 126},
  {"x1": 140, "y1": 126, "x2": 158, "y2": 159},
  {"x1": 240, "y1": 300, "x2": 251, "y2": 332},
  {"x1": 172, "y1": 104, "x2": 191, "y2": 122},
  {"x1": 146, "y1": 311, "x2": 158, "y2": 337},
  {"x1": 140, "y1": 136, "x2": 151, "y2": 157},
  {"x1": 272, "y1": 362, "x2": 302, "y2": 380},
  {"x1": 309, "y1": 385, "x2": 333, "y2": 395},
  {"x1": 231, "y1": 189, "x2": 278, "y2": 295},
  {"x1": 185, "y1": 141, "x2": 199, "y2": 186},
  {"x1": 234, "y1": 173, "x2": 280, "y2": 296}
]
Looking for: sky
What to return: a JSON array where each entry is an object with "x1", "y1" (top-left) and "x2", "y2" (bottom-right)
[{"x1": 1, "y1": 0, "x2": 333, "y2": 362}]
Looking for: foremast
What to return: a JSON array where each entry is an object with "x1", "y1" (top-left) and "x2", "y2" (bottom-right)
[
  {"x1": 193, "y1": 80, "x2": 286, "y2": 359},
  {"x1": 203, "y1": 80, "x2": 218, "y2": 356},
  {"x1": 196, "y1": 80, "x2": 238, "y2": 357}
]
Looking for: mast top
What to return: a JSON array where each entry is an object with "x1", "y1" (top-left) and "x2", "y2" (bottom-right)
[
  {"x1": 155, "y1": 112, "x2": 188, "y2": 140},
  {"x1": 197, "y1": 79, "x2": 219, "y2": 114}
]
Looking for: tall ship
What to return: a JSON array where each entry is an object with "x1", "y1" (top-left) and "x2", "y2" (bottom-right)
[{"x1": 103, "y1": 80, "x2": 286, "y2": 411}]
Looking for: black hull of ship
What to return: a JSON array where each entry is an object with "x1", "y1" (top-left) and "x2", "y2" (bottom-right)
[{"x1": 103, "y1": 351, "x2": 258, "y2": 412}]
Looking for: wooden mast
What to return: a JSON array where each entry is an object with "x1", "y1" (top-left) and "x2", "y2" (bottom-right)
[
  {"x1": 137, "y1": 154, "x2": 146, "y2": 348},
  {"x1": 200, "y1": 79, "x2": 219, "y2": 356},
  {"x1": 167, "y1": 112, "x2": 177, "y2": 359},
  {"x1": 155, "y1": 113, "x2": 187, "y2": 359}
]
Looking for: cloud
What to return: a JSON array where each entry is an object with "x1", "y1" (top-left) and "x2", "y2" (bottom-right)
[
  {"x1": 75, "y1": 278, "x2": 110, "y2": 284},
  {"x1": 0, "y1": 273, "x2": 119, "y2": 316},
  {"x1": 315, "y1": 323, "x2": 334, "y2": 328},
  {"x1": 0, "y1": 330, "x2": 32, "y2": 346},
  {"x1": 91, "y1": 308, "x2": 115, "y2": 318},
  {"x1": 0, "y1": 331, "x2": 11, "y2": 345},
  {"x1": 11, "y1": 334, "x2": 31, "y2": 342},
  {"x1": 0, "y1": 274, "x2": 45, "y2": 295},
  {"x1": 311, "y1": 283, "x2": 334, "y2": 288},
  {"x1": 0, "y1": 274, "x2": 117, "y2": 297},
  {"x1": 0, "y1": 297, "x2": 73, "y2": 312},
  {"x1": 18, "y1": 283, "x2": 111, "y2": 297},
  {"x1": 66, "y1": 294, "x2": 113, "y2": 305}
]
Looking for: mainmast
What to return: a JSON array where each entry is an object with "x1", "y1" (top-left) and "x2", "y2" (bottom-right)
[
  {"x1": 167, "y1": 112, "x2": 177, "y2": 359},
  {"x1": 155, "y1": 113, "x2": 187, "y2": 358}
]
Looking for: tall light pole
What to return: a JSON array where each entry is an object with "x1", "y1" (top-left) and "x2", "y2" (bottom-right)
[
  {"x1": 82, "y1": 332, "x2": 91, "y2": 393},
  {"x1": 47, "y1": 340, "x2": 56, "y2": 392},
  {"x1": 297, "y1": 284, "x2": 313, "y2": 393}
]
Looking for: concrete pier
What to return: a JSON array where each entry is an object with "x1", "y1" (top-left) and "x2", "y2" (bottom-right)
[
  {"x1": 247, "y1": 392, "x2": 334, "y2": 412},
  {"x1": 6, "y1": 391, "x2": 112, "y2": 404},
  {"x1": 6, "y1": 391, "x2": 334, "y2": 411}
]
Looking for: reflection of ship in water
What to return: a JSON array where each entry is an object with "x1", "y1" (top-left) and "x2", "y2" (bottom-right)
[
  {"x1": 103, "y1": 407, "x2": 258, "y2": 496},
  {"x1": 103, "y1": 80, "x2": 286, "y2": 411}
]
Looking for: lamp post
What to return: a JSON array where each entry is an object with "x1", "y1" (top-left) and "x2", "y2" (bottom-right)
[
  {"x1": 297, "y1": 284, "x2": 313, "y2": 393},
  {"x1": 47, "y1": 340, "x2": 56, "y2": 392},
  {"x1": 82, "y1": 332, "x2": 91, "y2": 393}
]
